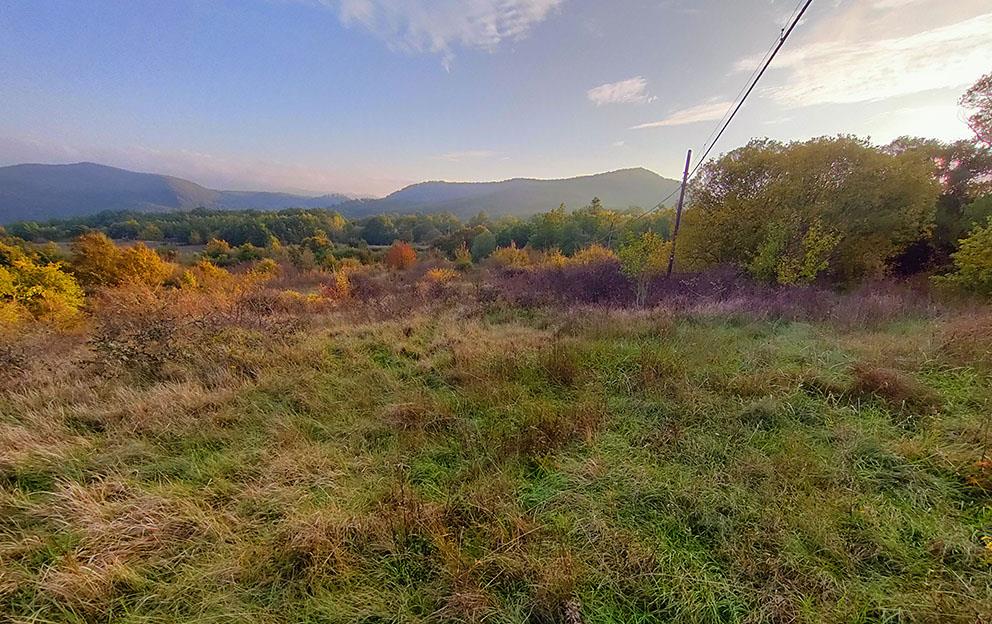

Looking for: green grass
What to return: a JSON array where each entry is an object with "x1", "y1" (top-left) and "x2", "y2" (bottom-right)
[{"x1": 1, "y1": 308, "x2": 990, "y2": 622}]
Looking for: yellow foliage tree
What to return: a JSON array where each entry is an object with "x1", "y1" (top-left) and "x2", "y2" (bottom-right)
[
  {"x1": 490, "y1": 242, "x2": 530, "y2": 269},
  {"x1": 0, "y1": 253, "x2": 84, "y2": 328},
  {"x1": 71, "y1": 232, "x2": 174, "y2": 288},
  {"x1": 570, "y1": 243, "x2": 618, "y2": 265}
]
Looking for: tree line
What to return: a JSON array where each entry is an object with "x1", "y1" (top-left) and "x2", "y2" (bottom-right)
[{"x1": 4, "y1": 73, "x2": 991, "y2": 296}]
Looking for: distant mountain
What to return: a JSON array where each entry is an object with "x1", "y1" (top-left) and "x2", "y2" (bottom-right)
[
  {"x1": 0, "y1": 162, "x2": 352, "y2": 223},
  {"x1": 336, "y1": 168, "x2": 681, "y2": 218},
  {"x1": 0, "y1": 162, "x2": 681, "y2": 224}
]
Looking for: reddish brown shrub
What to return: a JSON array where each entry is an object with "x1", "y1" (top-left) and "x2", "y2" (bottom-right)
[{"x1": 384, "y1": 241, "x2": 417, "y2": 270}]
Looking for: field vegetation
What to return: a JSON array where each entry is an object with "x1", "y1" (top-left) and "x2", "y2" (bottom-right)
[{"x1": 1, "y1": 73, "x2": 992, "y2": 623}]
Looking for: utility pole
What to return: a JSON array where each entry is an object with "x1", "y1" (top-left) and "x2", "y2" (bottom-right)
[{"x1": 666, "y1": 149, "x2": 692, "y2": 278}]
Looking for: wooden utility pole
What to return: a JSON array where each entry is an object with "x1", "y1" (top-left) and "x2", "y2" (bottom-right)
[{"x1": 666, "y1": 149, "x2": 692, "y2": 278}]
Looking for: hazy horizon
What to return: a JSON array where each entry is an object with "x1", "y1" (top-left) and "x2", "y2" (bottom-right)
[{"x1": 2, "y1": 0, "x2": 989, "y2": 196}]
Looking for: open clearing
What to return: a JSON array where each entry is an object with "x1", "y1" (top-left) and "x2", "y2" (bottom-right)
[{"x1": 2, "y1": 301, "x2": 991, "y2": 623}]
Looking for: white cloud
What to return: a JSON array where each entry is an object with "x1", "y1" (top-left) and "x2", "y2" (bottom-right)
[
  {"x1": 629, "y1": 100, "x2": 732, "y2": 129},
  {"x1": 586, "y1": 77, "x2": 656, "y2": 106},
  {"x1": 321, "y1": 0, "x2": 563, "y2": 68},
  {"x1": 743, "y1": 9, "x2": 992, "y2": 108}
]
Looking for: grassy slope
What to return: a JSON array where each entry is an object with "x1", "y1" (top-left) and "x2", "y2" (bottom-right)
[{"x1": 1, "y1": 308, "x2": 990, "y2": 622}]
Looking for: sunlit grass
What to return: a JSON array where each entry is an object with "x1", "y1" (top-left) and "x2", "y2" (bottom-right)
[{"x1": 1, "y1": 304, "x2": 990, "y2": 622}]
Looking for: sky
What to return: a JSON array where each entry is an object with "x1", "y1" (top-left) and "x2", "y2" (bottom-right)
[{"x1": 0, "y1": 0, "x2": 989, "y2": 197}]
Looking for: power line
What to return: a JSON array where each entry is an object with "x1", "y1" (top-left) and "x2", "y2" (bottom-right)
[
  {"x1": 619, "y1": 0, "x2": 814, "y2": 227},
  {"x1": 686, "y1": 0, "x2": 813, "y2": 180}
]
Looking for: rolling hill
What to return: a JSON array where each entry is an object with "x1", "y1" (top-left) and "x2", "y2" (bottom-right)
[
  {"x1": 0, "y1": 162, "x2": 352, "y2": 223},
  {"x1": 336, "y1": 168, "x2": 681, "y2": 218},
  {"x1": 0, "y1": 162, "x2": 681, "y2": 223}
]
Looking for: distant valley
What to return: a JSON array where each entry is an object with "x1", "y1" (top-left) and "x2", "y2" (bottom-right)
[{"x1": 0, "y1": 162, "x2": 681, "y2": 223}]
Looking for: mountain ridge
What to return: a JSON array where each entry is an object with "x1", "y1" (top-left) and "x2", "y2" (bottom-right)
[
  {"x1": 0, "y1": 162, "x2": 681, "y2": 223},
  {"x1": 0, "y1": 162, "x2": 353, "y2": 223},
  {"x1": 335, "y1": 167, "x2": 680, "y2": 218}
]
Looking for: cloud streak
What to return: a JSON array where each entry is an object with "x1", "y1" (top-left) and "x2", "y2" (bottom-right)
[
  {"x1": 321, "y1": 0, "x2": 564, "y2": 68},
  {"x1": 630, "y1": 101, "x2": 732, "y2": 129},
  {"x1": 587, "y1": 77, "x2": 656, "y2": 106},
  {"x1": 743, "y1": 9, "x2": 992, "y2": 108},
  {"x1": 435, "y1": 149, "x2": 499, "y2": 162}
]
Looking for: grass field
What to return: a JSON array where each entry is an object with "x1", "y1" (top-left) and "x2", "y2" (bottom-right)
[{"x1": 2, "y1": 288, "x2": 991, "y2": 622}]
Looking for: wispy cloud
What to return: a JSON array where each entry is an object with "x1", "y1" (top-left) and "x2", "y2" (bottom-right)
[
  {"x1": 741, "y1": 9, "x2": 992, "y2": 108},
  {"x1": 435, "y1": 149, "x2": 500, "y2": 162},
  {"x1": 319, "y1": 0, "x2": 564, "y2": 69},
  {"x1": 586, "y1": 76, "x2": 656, "y2": 106},
  {"x1": 629, "y1": 100, "x2": 731, "y2": 129}
]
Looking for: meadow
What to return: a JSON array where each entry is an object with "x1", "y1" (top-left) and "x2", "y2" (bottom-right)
[{"x1": 2, "y1": 256, "x2": 991, "y2": 623}]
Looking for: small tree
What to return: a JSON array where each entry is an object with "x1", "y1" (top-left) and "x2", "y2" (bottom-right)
[
  {"x1": 384, "y1": 240, "x2": 417, "y2": 270},
  {"x1": 71, "y1": 232, "x2": 173, "y2": 288},
  {"x1": 453, "y1": 242, "x2": 473, "y2": 270},
  {"x1": 937, "y1": 216, "x2": 992, "y2": 296},
  {"x1": 490, "y1": 242, "x2": 530, "y2": 269},
  {"x1": 618, "y1": 232, "x2": 669, "y2": 306},
  {"x1": 0, "y1": 245, "x2": 84, "y2": 327},
  {"x1": 470, "y1": 229, "x2": 497, "y2": 261},
  {"x1": 70, "y1": 232, "x2": 121, "y2": 287}
]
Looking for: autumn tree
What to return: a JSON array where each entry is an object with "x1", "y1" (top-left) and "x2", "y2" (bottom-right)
[
  {"x1": 70, "y1": 232, "x2": 173, "y2": 288},
  {"x1": 0, "y1": 240, "x2": 84, "y2": 327},
  {"x1": 961, "y1": 72, "x2": 992, "y2": 147},
  {"x1": 384, "y1": 240, "x2": 417, "y2": 270},
  {"x1": 886, "y1": 137, "x2": 992, "y2": 268}
]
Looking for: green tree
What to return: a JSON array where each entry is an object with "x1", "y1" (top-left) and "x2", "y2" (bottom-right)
[
  {"x1": 936, "y1": 216, "x2": 992, "y2": 296},
  {"x1": 618, "y1": 232, "x2": 669, "y2": 306},
  {"x1": 470, "y1": 229, "x2": 497, "y2": 260},
  {"x1": 679, "y1": 136, "x2": 938, "y2": 282}
]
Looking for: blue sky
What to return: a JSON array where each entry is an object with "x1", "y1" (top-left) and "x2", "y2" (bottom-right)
[{"x1": 1, "y1": 0, "x2": 989, "y2": 196}]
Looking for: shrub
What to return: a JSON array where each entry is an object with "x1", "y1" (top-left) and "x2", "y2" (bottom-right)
[
  {"x1": 190, "y1": 260, "x2": 233, "y2": 291},
  {"x1": 117, "y1": 244, "x2": 174, "y2": 287},
  {"x1": 490, "y1": 242, "x2": 530, "y2": 269},
  {"x1": 424, "y1": 268, "x2": 457, "y2": 283},
  {"x1": 384, "y1": 241, "x2": 417, "y2": 270},
  {"x1": 321, "y1": 270, "x2": 352, "y2": 300},
  {"x1": 70, "y1": 232, "x2": 121, "y2": 287},
  {"x1": 71, "y1": 233, "x2": 173, "y2": 288},
  {"x1": 453, "y1": 243, "x2": 473, "y2": 270},
  {"x1": 570, "y1": 243, "x2": 617, "y2": 265},
  {"x1": 252, "y1": 258, "x2": 280, "y2": 277},
  {"x1": 0, "y1": 254, "x2": 84, "y2": 328},
  {"x1": 748, "y1": 218, "x2": 841, "y2": 285},
  {"x1": 618, "y1": 232, "x2": 670, "y2": 306},
  {"x1": 935, "y1": 216, "x2": 992, "y2": 296},
  {"x1": 542, "y1": 248, "x2": 569, "y2": 268}
]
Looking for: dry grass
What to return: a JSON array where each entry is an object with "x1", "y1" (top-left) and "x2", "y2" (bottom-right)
[
  {"x1": 1, "y1": 278, "x2": 990, "y2": 623},
  {"x1": 850, "y1": 363, "x2": 942, "y2": 415}
]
